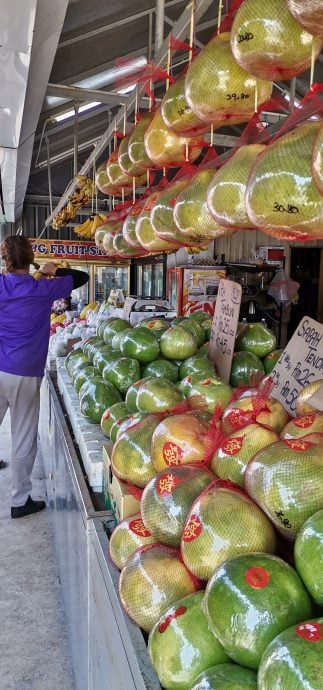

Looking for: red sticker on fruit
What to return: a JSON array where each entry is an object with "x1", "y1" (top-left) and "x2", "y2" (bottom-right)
[
  {"x1": 284, "y1": 439, "x2": 313, "y2": 451},
  {"x1": 200, "y1": 379, "x2": 211, "y2": 386},
  {"x1": 296, "y1": 622, "x2": 323, "y2": 642},
  {"x1": 221, "y1": 436, "x2": 244, "y2": 456},
  {"x1": 245, "y1": 566, "x2": 270, "y2": 589},
  {"x1": 182, "y1": 514, "x2": 203, "y2": 542},
  {"x1": 163, "y1": 442, "x2": 184, "y2": 467},
  {"x1": 128, "y1": 518, "x2": 152, "y2": 538},
  {"x1": 102, "y1": 410, "x2": 111, "y2": 420},
  {"x1": 227, "y1": 410, "x2": 246, "y2": 430},
  {"x1": 293, "y1": 414, "x2": 316, "y2": 429},
  {"x1": 157, "y1": 473, "x2": 181, "y2": 496}
]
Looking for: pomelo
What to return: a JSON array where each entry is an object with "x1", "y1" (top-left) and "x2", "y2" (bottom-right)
[
  {"x1": 95, "y1": 162, "x2": 116, "y2": 195},
  {"x1": 67, "y1": 352, "x2": 92, "y2": 377},
  {"x1": 122, "y1": 201, "x2": 146, "y2": 249},
  {"x1": 136, "y1": 377, "x2": 184, "y2": 413},
  {"x1": 135, "y1": 191, "x2": 181, "y2": 252},
  {"x1": 92, "y1": 345, "x2": 115, "y2": 371},
  {"x1": 128, "y1": 111, "x2": 156, "y2": 169},
  {"x1": 100, "y1": 401, "x2": 129, "y2": 438},
  {"x1": 148, "y1": 591, "x2": 229, "y2": 690},
  {"x1": 96, "y1": 318, "x2": 116, "y2": 338},
  {"x1": 187, "y1": 378, "x2": 232, "y2": 414},
  {"x1": 263, "y1": 348, "x2": 283, "y2": 374},
  {"x1": 102, "y1": 223, "x2": 122, "y2": 256},
  {"x1": 235, "y1": 322, "x2": 276, "y2": 358},
  {"x1": 160, "y1": 75, "x2": 210, "y2": 136},
  {"x1": 294, "y1": 509, "x2": 323, "y2": 605},
  {"x1": 160, "y1": 326, "x2": 198, "y2": 360},
  {"x1": 312, "y1": 124, "x2": 323, "y2": 194},
  {"x1": 111, "y1": 413, "x2": 161, "y2": 487},
  {"x1": 138, "y1": 317, "x2": 168, "y2": 330},
  {"x1": 96, "y1": 350, "x2": 122, "y2": 375},
  {"x1": 78, "y1": 375, "x2": 103, "y2": 400},
  {"x1": 109, "y1": 513, "x2": 155, "y2": 570},
  {"x1": 231, "y1": 0, "x2": 322, "y2": 81},
  {"x1": 180, "y1": 318, "x2": 206, "y2": 347},
  {"x1": 258, "y1": 618, "x2": 323, "y2": 689},
  {"x1": 80, "y1": 379, "x2": 122, "y2": 423},
  {"x1": 120, "y1": 327, "x2": 159, "y2": 363},
  {"x1": 181, "y1": 480, "x2": 276, "y2": 580},
  {"x1": 177, "y1": 373, "x2": 208, "y2": 396},
  {"x1": 201, "y1": 318, "x2": 212, "y2": 341},
  {"x1": 111, "y1": 329, "x2": 132, "y2": 352},
  {"x1": 73, "y1": 366, "x2": 98, "y2": 395},
  {"x1": 150, "y1": 179, "x2": 193, "y2": 244},
  {"x1": 125, "y1": 377, "x2": 151, "y2": 413},
  {"x1": 245, "y1": 439, "x2": 323, "y2": 539},
  {"x1": 205, "y1": 553, "x2": 312, "y2": 670},
  {"x1": 207, "y1": 144, "x2": 266, "y2": 229},
  {"x1": 230, "y1": 352, "x2": 265, "y2": 387},
  {"x1": 281, "y1": 412, "x2": 323, "y2": 440},
  {"x1": 188, "y1": 311, "x2": 210, "y2": 322},
  {"x1": 296, "y1": 380, "x2": 323, "y2": 415},
  {"x1": 189, "y1": 664, "x2": 257, "y2": 690},
  {"x1": 119, "y1": 544, "x2": 202, "y2": 633},
  {"x1": 102, "y1": 357, "x2": 141, "y2": 395},
  {"x1": 106, "y1": 148, "x2": 133, "y2": 188},
  {"x1": 118, "y1": 132, "x2": 146, "y2": 177},
  {"x1": 151, "y1": 410, "x2": 213, "y2": 473},
  {"x1": 143, "y1": 358, "x2": 179, "y2": 383},
  {"x1": 287, "y1": 0, "x2": 323, "y2": 38},
  {"x1": 114, "y1": 411, "x2": 147, "y2": 441},
  {"x1": 144, "y1": 108, "x2": 204, "y2": 168},
  {"x1": 141, "y1": 465, "x2": 213, "y2": 547},
  {"x1": 112, "y1": 228, "x2": 140, "y2": 258},
  {"x1": 198, "y1": 342, "x2": 210, "y2": 356},
  {"x1": 179, "y1": 355, "x2": 216, "y2": 380},
  {"x1": 222, "y1": 395, "x2": 289, "y2": 435},
  {"x1": 211, "y1": 423, "x2": 279, "y2": 487},
  {"x1": 103, "y1": 318, "x2": 130, "y2": 346}
]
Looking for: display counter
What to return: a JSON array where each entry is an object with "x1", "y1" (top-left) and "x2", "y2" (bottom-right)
[{"x1": 39, "y1": 371, "x2": 160, "y2": 690}]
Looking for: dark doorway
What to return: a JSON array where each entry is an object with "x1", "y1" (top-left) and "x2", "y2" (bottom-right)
[{"x1": 288, "y1": 247, "x2": 321, "y2": 339}]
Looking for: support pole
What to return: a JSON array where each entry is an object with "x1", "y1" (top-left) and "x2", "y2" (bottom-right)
[
  {"x1": 155, "y1": 0, "x2": 165, "y2": 56},
  {"x1": 73, "y1": 101, "x2": 79, "y2": 177},
  {"x1": 46, "y1": 137, "x2": 53, "y2": 215},
  {"x1": 148, "y1": 11, "x2": 153, "y2": 62}
]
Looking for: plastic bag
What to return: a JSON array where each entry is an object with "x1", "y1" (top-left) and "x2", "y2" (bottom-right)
[{"x1": 267, "y1": 269, "x2": 300, "y2": 306}]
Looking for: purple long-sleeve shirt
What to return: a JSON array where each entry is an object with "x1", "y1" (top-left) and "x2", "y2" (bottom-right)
[{"x1": 0, "y1": 273, "x2": 73, "y2": 376}]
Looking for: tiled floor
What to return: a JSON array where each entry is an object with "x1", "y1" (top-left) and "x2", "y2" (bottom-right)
[{"x1": 0, "y1": 413, "x2": 76, "y2": 690}]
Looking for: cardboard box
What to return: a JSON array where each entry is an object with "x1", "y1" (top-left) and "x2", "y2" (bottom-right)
[
  {"x1": 102, "y1": 445, "x2": 142, "y2": 521},
  {"x1": 66, "y1": 337, "x2": 82, "y2": 353}
]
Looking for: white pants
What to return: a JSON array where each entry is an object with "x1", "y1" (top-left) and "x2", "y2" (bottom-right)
[{"x1": 0, "y1": 372, "x2": 41, "y2": 506}]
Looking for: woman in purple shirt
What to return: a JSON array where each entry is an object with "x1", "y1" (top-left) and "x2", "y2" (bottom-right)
[{"x1": 0, "y1": 236, "x2": 89, "y2": 518}]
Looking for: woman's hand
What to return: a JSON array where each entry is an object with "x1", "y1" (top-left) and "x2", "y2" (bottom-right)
[{"x1": 40, "y1": 262, "x2": 58, "y2": 276}]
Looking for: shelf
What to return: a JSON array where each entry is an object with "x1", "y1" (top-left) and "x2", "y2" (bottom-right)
[{"x1": 226, "y1": 263, "x2": 282, "y2": 273}]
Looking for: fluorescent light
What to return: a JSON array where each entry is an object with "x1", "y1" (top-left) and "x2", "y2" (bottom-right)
[
  {"x1": 117, "y1": 83, "x2": 137, "y2": 95},
  {"x1": 54, "y1": 101, "x2": 101, "y2": 122}
]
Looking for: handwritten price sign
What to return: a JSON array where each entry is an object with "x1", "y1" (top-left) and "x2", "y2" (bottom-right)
[
  {"x1": 270, "y1": 316, "x2": 323, "y2": 415},
  {"x1": 208, "y1": 279, "x2": 242, "y2": 382}
]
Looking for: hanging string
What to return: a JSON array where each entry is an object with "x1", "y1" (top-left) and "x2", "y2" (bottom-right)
[
  {"x1": 123, "y1": 103, "x2": 127, "y2": 137},
  {"x1": 166, "y1": 37, "x2": 171, "y2": 91},
  {"x1": 310, "y1": 38, "x2": 316, "y2": 87},
  {"x1": 217, "y1": 0, "x2": 223, "y2": 34},
  {"x1": 93, "y1": 145, "x2": 98, "y2": 214},
  {"x1": 133, "y1": 176, "x2": 136, "y2": 204},
  {"x1": 135, "y1": 85, "x2": 139, "y2": 123},
  {"x1": 189, "y1": 0, "x2": 196, "y2": 61},
  {"x1": 210, "y1": 123, "x2": 214, "y2": 147},
  {"x1": 254, "y1": 82, "x2": 258, "y2": 113}
]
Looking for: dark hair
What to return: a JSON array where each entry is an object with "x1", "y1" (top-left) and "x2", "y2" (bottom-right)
[{"x1": 1, "y1": 236, "x2": 34, "y2": 272}]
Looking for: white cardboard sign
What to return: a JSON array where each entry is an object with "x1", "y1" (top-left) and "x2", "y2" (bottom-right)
[
  {"x1": 208, "y1": 278, "x2": 242, "y2": 382},
  {"x1": 270, "y1": 316, "x2": 323, "y2": 416}
]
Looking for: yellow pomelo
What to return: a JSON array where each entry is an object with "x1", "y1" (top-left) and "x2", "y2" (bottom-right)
[
  {"x1": 161, "y1": 76, "x2": 209, "y2": 135},
  {"x1": 118, "y1": 133, "x2": 146, "y2": 176},
  {"x1": 144, "y1": 108, "x2": 205, "y2": 167},
  {"x1": 287, "y1": 0, "x2": 323, "y2": 39},
  {"x1": 313, "y1": 124, "x2": 323, "y2": 196},
  {"x1": 128, "y1": 112, "x2": 156, "y2": 169},
  {"x1": 136, "y1": 192, "x2": 182, "y2": 252}
]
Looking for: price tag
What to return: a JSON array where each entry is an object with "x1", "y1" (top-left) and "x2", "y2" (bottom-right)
[
  {"x1": 270, "y1": 316, "x2": 323, "y2": 416},
  {"x1": 208, "y1": 279, "x2": 242, "y2": 382}
]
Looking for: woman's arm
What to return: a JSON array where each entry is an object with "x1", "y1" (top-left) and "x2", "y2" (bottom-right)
[{"x1": 40, "y1": 262, "x2": 89, "y2": 289}]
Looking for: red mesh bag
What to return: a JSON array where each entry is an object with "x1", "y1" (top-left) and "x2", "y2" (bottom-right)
[
  {"x1": 119, "y1": 543, "x2": 202, "y2": 632},
  {"x1": 144, "y1": 108, "x2": 205, "y2": 168},
  {"x1": 245, "y1": 438, "x2": 323, "y2": 540},
  {"x1": 287, "y1": 0, "x2": 323, "y2": 38},
  {"x1": 181, "y1": 479, "x2": 276, "y2": 580},
  {"x1": 221, "y1": 392, "x2": 289, "y2": 435},
  {"x1": 118, "y1": 133, "x2": 146, "y2": 177},
  {"x1": 135, "y1": 191, "x2": 183, "y2": 252},
  {"x1": 109, "y1": 513, "x2": 155, "y2": 570},
  {"x1": 281, "y1": 412, "x2": 323, "y2": 441},
  {"x1": 128, "y1": 111, "x2": 157, "y2": 170},
  {"x1": 141, "y1": 464, "x2": 214, "y2": 547},
  {"x1": 102, "y1": 221, "x2": 123, "y2": 256},
  {"x1": 161, "y1": 75, "x2": 210, "y2": 136},
  {"x1": 313, "y1": 124, "x2": 323, "y2": 195},
  {"x1": 230, "y1": 0, "x2": 322, "y2": 81},
  {"x1": 295, "y1": 379, "x2": 323, "y2": 416},
  {"x1": 122, "y1": 200, "x2": 146, "y2": 249},
  {"x1": 111, "y1": 413, "x2": 163, "y2": 488}
]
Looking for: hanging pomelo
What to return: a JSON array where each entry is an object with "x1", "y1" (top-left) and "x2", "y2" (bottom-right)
[
  {"x1": 151, "y1": 410, "x2": 213, "y2": 474},
  {"x1": 106, "y1": 149, "x2": 133, "y2": 188},
  {"x1": 118, "y1": 132, "x2": 146, "y2": 176},
  {"x1": 211, "y1": 423, "x2": 279, "y2": 487},
  {"x1": 185, "y1": 32, "x2": 273, "y2": 125},
  {"x1": 189, "y1": 664, "x2": 257, "y2": 690},
  {"x1": 281, "y1": 413, "x2": 323, "y2": 440},
  {"x1": 113, "y1": 227, "x2": 143, "y2": 257},
  {"x1": 231, "y1": 0, "x2": 322, "y2": 81},
  {"x1": 222, "y1": 395, "x2": 289, "y2": 435},
  {"x1": 128, "y1": 111, "x2": 156, "y2": 169},
  {"x1": 246, "y1": 122, "x2": 323, "y2": 240},
  {"x1": 258, "y1": 618, "x2": 323, "y2": 689},
  {"x1": 312, "y1": 124, "x2": 323, "y2": 195},
  {"x1": 181, "y1": 480, "x2": 276, "y2": 580},
  {"x1": 245, "y1": 438, "x2": 323, "y2": 540},
  {"x1": 119, "y1": 544, "x2": 202, "y2": 632},
  {"x1": 161, "y1": 75, "x2": 210, "y2": 135},
  {"x1": 141, "y1": 465, "x2": 213, "y2": 547},
  {"x1": 287, "y1": 0, "x2": 323, "y2": 38},
  {"x1": 174, "y1": 169, "x2": 237, "y2": 242},
  {"x1": 109, "y1": 513, "x2": 155, "y2": 570},
  {"x1": 111, "y1": 413, "x2": 161, "y2": 487},
  {"x1": 205, "y1": 553, "x2": 312, "y2": 670},
  {"x1": 95, "y1": 224, "x2": 110, "y2": 250},
  {"x1": 95, "y1": 162, "x2": 117, "y2": 195},
  {"x1": 294, "y1": 509, "x2": 323, "y2": 605},
  {"x1": 150, "y1": 179, "x2": 191, "y2": 244},
  {"x1": 148, "y1": 591, "x2": 229, "y2": 690},
  {"x1": 144, "y1": 108, "x2": 205, "y2": 168},
  {"x1": 102, "y1": 222, "x2": 123, "y2": 255},
  {"x1": 135, "y1": 191, "x2": 182, "y2": 252},
  {"x1": 295, "y1": 379, "x2": 323, "y2": 415},
  {"x1": 122, "y1": 201, "x2": 146, "y2": 248},
  {"x1": 207, "y1": 144, "x2": 266, "y2": 229}
]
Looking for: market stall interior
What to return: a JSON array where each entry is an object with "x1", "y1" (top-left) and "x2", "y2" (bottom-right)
[{"x1": 1, "y1": 1, "x2": 323, "y2": 689}]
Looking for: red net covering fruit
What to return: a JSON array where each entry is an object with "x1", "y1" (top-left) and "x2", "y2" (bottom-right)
[
  {"x1": 287, "y1": 0, "x2": 323, "y2": 40},
  {"x1": 135, "y1": 191, "x2": 183, "y2": 252},
  {"x1": 312, "y1": 124, "x2": 323, "y2": 195},
  {"x1": 109, "y1": 513, "x2": 155, "y2": 570},
  {"x1": 161, "y1": 75, "x2": 210, "y2": 136},
  {"x1": 281, "y1": 412, "x2": 323, "y2": 441},
  {"x1": 144, "y1": 108, "x2": 205, "y2": 168},
  {"x1": 118, "y1": 133, "x2": 146, "y2": 177},
  {"x1": 222, "y1": 393, "x2": 290, "y2": 435}
]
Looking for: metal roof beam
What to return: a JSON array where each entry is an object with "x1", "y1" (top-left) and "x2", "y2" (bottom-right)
[{"x1": 46, "y1": 83, "x2": 127, "y2": 107}]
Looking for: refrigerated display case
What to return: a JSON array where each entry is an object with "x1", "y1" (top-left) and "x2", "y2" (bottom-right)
[
  {"x1": 131, "y1": 255, "x2": 167, "y2": 299},
  {"x1": 168, "y1": 266, "x2": 226, "y2": 316},
  {"x1": 95, "y1": 263, "x2": 130, "y2": 302}
]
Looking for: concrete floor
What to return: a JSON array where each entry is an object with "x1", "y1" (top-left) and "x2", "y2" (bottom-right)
[{"x1": 0, "y1": 413, "x2": 76, "y2": 690}]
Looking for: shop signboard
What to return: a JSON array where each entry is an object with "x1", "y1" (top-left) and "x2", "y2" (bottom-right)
[
  {"x1": 182, "y1": 267, "x2": 226, "y2": 316},
  {"x1": 30, "y1": 239, "x2": 108, "y2": 262},
  {"x1": 270, "y1": 316, "x2": 323, "y2": 416},
  {"x1": 208, "y1": 278, "x2": 242, "y2": 382}
]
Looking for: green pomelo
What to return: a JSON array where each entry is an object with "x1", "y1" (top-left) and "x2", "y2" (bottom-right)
[
  {"x1": 119, "y1": 544, "x2": 201, "y2": 633},
  {"x1": 103, "y1": 318, "x2": 130, "y2": 345},
  {"x1": 263, "y1": 348, "x2": 283, "y2": 374},
  {"x1": 151, "y1": 410, "x2": 213, "y2": 473},
  {"x1": 205, "y1": 553, "x2": 312, "y2": 670},
  {"x1": 177, "y1": 373, "x2": 208, "y2": 396},
  {"x1": 96, "y1": 318, "x2": 117, "y2": 338},
  {"x1": 114, "y1": 411, "x2": 147, "y2": 441},
  {"x1": 73, "y1": 366, "x2": 98, "y2": 394},
  {"x1": 100, "y1": 401, "x2": 128, "y2": 438},
  {"x1": 128, "y1": 111, "x2": 155, "y2": 169},
  {"x1": 174, "y1": 169, "x2": 236, "y2": 242},
  {"x1": 235, "y1": 322, "x2": 276, "y2": 358},
  {"x1": 187, "y1": 378, "x2": 232, "y2": 414},
  {"x1": 120, "y1": 327, "x2": 160, "y2": 363},
  {"x1": 245, "y1": 439, "x2": 323, "y2": 540},
  {"x1": 136, "y1": 377, "x2": 184, "y2": 413},
  {"x1": 81, "y1": 335, "x2": 103, "y2": 358},
  {"x1": 111, "y1": 328, "x2": 132, "y2": 352},
  {"x1": 148, "y1": 591, "x2": 229, "y2": 690},
  {"x1": 160, "y1": 75, "x2": 209, "y2": 136},
  {"x1": 295, "y1": 509, "x2": 323, "y2": 605},
  {"x1": 160, "y1": 325, "x2": 198, "y2": 360},
  {"x1": 138, "y1": 317, "x2": 168, "y2": 330},
  {"x1": 144, "y1": 108, "x2": 204, "y2": 168},
  {"x1": 141, "y1": 465, "x2": 213, "y2": 547},
  {"x1": 151, "y1": 179, "x2": 194, "y2": 243},
  {"x1": 230, "y1": 352, "x2": 264, "y2": 387},
  {"x1": 111, "y1": 413, "x2": 161, "y2": 487},
  {"x1": 201, "y1": 318, "x2": 212, "y2": 340},
  {"x1": 179, "y1": 355, "x2": 215, "y2": 380},
  {"x1": 109, "y1": 513, "x2": 155, "y2": 570},
  {"x1": 118, "y1": 132, "x2": 146, "y2": 177},
  {"x1": 231, "y1": 0, "x2": 322, "y2": 81},
  {"x1": 80, "y1": 379, "x2": 122, "y2": 423},
  {"x1": 185, "y1": 32, "x2": 273, "y2": 124},
  {"x1": 180, "y1": 318, "x2": 205, "y2": 347},
  {"x1": 68, "y1": 353, "x2": 92, "y2": 377},
  {"x1": 312, "y1": 124, "x2": 323, "y2": 194},
  {"x1": 78, "y1": 375, "x2": 103, "y2": 400},
  {"x1": 207, "y1": 144, "x2": 266, "y2": 229},
  {"x1": 92, "y1": 345, "x2": 115, "y2": 371},
  {"x1": 102, "y1": 357, "x2": 141, "y2": 395},
  {"x1": 287, "y1": 0, "x2": 323, "y2": 38},
  {"x1": 281, "y1": 413, "x2": 323, "y2": 440},
  {"x1": 122, "y1": 202, "x2": 146, "y2": 248},
  {"x1": 125, "y1": 377, "x2": 151, "y2": 413},
  {"x1": 172, "y1": 316, "x2": 185, "y2": 325},
  {"x1": 71, "y1": 359, "x2": 96, "y2": 384},
  {"x1": 188, "y1": 311, "x2": 210, "y2": 322},
  {"x1": 96, "y1": 350, "x2": 122, "y2": 375},
  {"x1": 181, "y1": 481, "x2": 276, "y2": 580},
  {"x1": 102, "y1": 223, "x2": 122, "y2": 255},
  {"x1": 143, "y1": 359, "x2": 179, "y2": 383},
  {"x1": 257, "y1": 617, "x2": 323, "y2": 689},
  {"x1": 189, "y1": 663, "x2": 257, "y2": 690},
  {"x1": 221, "y1": 395, "x2": 289, "y2": 435},
  {"x1": 113, "y1": 228, "x2": 140, "y2": 258},
  {"x1": 95, "y1": 163, "x2": 116, "y2": 195},
  {"x1": 135, "y1": 192, "x2": 180, "y2": 252},
  {"x1": 211, "y1": 423, "x2": 279, "y2": 487},
  {"x1": 246, "y1": 122, "x2": 323, "y2": 240},
  {"x1": 198, "y1": 342, "x2": 210, "y2": 356}
]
